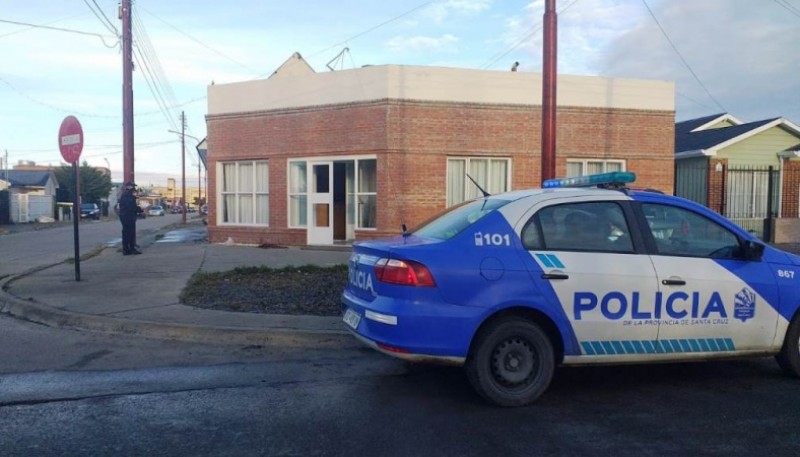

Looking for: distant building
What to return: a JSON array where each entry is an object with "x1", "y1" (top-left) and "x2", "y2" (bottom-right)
[
  {"x1": 205, "y1": 53, "x2": 675, "y2": 246},
  {"x1": 0, "y1": 170, "x2": 59, "y2": 223}
]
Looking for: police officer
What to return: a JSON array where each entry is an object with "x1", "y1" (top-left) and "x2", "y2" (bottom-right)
[{"x1": 119, "y1": 181, "x2": 142, "y2": 255}]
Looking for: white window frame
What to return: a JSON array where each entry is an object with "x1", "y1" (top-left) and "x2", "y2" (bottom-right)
[
  {"x1": 219, "y1": 160, "x2": 269, "y2": 226},
  {"x1": 446, "y1": 157, "x2": 512, "y2": 207},
  {"x1": 287, "y1": 160, "x2": 307, "y2": 228},
  {"x1": 566, "y1": 159, "x2": 626, "y2": 177},
  {"x1": 286, "y1": 156, "x2": 378, "y2": 230},
  {"x1": 351, "y1": 158, "x2": 377, "y2": 230}
]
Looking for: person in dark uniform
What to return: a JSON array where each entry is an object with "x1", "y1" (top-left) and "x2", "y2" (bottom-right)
[{"x1": 119, "y1": 182, "x2": 142, "y2": 255}]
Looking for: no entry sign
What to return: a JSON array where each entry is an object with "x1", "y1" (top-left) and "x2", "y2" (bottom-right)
[{"x1": 58, "y1": 116, "x2": 84, "y2": 163}]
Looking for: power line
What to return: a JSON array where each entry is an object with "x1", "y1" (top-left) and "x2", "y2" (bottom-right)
[
  {"x1": 81, "y1": 0, "x2": 119, "y2": 36},
  {"x1": 773, "y1": 0, "x2": 800, "y2": 18},
  {"x1": 481, "y1": 0, "x2": 581, "y2": 70},
  {"x1": 138, "y1": 5, "x2": 257, "y2": 74},
  {"x1": 0, "y1": 75, "x2": 199, "y2": 119},
  {"x1": 0, "y1": 14, "x2": 81, "y2": 39},
  {"x1": 305, "y1": 1, "x2": 434, "y2": 61},
  {"x1": 676, "y1": 90, "x2": 717, "y2": 112},
  {"x1": 132, "y1": 10, "x2": 180, "y2": 132},
  {"x1": 0, "y1": 18, "x2": 118, "y2": 47},
  {"x1": 640, "y1": 0, "x2": 726, "y2": 112}
]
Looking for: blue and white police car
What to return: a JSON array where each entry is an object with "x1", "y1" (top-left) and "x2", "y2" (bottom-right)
[{"x1": 341, "y1": 172, "x2": 800, "y2": 407}]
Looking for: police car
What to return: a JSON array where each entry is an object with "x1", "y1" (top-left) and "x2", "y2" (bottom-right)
[{"x1": 341, "y1": 172, "x2": 800, "y2": 407}]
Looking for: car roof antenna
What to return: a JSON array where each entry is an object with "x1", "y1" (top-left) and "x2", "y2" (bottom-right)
[{"x1": 466, "y1": 173, "x2": 491, "y2": 198}]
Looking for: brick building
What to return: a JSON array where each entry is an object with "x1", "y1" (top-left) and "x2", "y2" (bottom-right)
[{"x1": 205, "y1": 54, "x2": 675, "y2": 246}]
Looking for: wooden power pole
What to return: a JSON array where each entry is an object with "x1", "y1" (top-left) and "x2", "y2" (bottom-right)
[
  {"x1": 541, "y1": 0, "x2": 558, "y2": 183},
  {"x1": 120, "y1": 0, "x2": 135, "y2": 185}
]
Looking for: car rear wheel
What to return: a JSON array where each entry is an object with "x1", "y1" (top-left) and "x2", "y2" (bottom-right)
[
  {"x1": 466, "y1": 317, "x2": 554, "y2": 407},
  {"x1": 776, "y1": 314, "x2": 800, "y2": 377}
]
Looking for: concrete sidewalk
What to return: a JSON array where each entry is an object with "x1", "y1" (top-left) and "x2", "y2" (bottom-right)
[{"x1": 0, "y1": 232, "x2": 357, "y2": 349}]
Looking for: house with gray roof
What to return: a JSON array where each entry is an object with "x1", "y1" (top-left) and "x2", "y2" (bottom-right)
[
  {"x1": 0, "y1": 170, "x2": 59, "y2": 223},
  {"x1": 674, "y1": 113, "x2": 800, "y2": 241}
]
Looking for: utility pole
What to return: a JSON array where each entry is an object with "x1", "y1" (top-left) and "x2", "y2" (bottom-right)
[
  {"x1": 541, "y1": 0, "x2": 558, "y2": 183},
  {"x1": 168, "y1": 126, "x2": 200, "y2": 221},
  {"x1": 120, "y1": 0, "x2": 134, "y2": 185},
  {"x1": 181, "y1": 111, "x2": 186, "y2": 224}
]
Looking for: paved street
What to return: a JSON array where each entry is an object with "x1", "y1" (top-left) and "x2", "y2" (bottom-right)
[
  {"x1": 2, "y1": 222, "x2": 800, "y2": 455},
  {"x1": 1, "y1": 315, "x2": 799, "y2": 457}
]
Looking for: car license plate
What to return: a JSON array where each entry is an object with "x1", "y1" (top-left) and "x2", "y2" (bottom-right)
[{"x1": 343, "y1": 308, "x2": 361, "y2": 330}]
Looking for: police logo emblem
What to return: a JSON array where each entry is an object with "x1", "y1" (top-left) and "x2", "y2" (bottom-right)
[{"x1": 733, "y1": 288, "x2": 756, "y2": 322}]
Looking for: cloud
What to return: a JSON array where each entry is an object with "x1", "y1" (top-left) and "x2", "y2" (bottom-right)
[
  {"x1": 598, "y1": 0, "x2": 800, "y2": 121},
  {"x1": 493, "y1": 0, "x2": 643, "y2": 73},
  {"x1": 425, "y1": 0, "x2": 493, "y2": 23},
  {"x1": 386, "y1": 33, "x2": 460, "y2": 53}
]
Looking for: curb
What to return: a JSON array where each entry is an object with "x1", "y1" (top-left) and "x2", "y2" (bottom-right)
[{"x1": 0, "y1": 264, "x2": 358, "y2": 350}]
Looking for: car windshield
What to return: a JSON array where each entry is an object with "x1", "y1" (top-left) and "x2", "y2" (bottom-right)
[
  {"x1": 151, "y1": 206, "x2": 162, "y2": 210},
  {"x1": 413, "y1": 198, "x2": 511, "y2": 240},
  {"x1": 80, "y1": 204, "x2": 95, "y2": 210}
]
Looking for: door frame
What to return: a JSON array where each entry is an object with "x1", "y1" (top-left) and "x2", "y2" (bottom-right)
[{"x1": 307, "y1": 161, "x2": 334, "y2": 245}]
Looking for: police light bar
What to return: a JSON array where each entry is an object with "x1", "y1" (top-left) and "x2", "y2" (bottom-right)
[{"x1": 542, "y1": 172, "x2": 636, "y2": 189}]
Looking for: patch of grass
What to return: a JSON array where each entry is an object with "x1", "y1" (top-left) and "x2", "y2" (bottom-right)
[{"x1": 181, "y1": 264, "x2": 349, "y2": 316}]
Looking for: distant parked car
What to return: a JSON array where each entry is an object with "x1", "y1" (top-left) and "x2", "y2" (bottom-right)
[
  {"x1": 148, "y1": 205, "x2": 165, "y2": 216},
  {"x1": 200, "y1": 205, "x2": 208, "y2": 215},
  {"x1": 187, "y1": 206, "x2": 197, "y2": 213},
  {"x1": 79, "y1": 203, "x2": 100, "y2": 220},
  {"x1": 171, "y1": 206, "x2": 183, "y2": 214}
]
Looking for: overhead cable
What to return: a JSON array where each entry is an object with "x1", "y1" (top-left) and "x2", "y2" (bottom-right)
[
  {"x1": 480, "y1": 0, "x2": 581, "y2": 70},
  {"x1": 0, "y1": 18, "x2": 118, "y2": 47},
  {"x1": 640, "y1": 0, "x2": 726, "y2": 112},
  {"x1": 81, "y1": 0, "x2": 119, "y2": 36}
]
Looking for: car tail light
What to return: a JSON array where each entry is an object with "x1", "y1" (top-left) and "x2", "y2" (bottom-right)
[{"x1": 374, "y1": 258, "x2": 436, "y2": 287}]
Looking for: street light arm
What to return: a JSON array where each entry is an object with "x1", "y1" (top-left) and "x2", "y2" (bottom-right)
[{"x1": 167, "y1": 130, "x2": 201, "y2": 143}]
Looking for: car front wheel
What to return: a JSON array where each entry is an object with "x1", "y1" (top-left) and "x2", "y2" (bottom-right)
[
  {"x1": 466, "y1": 317, "x2": 555, "y2": 407},
  {"x1": 777, "y1": 314, "x2": 800, "y2": 377}
]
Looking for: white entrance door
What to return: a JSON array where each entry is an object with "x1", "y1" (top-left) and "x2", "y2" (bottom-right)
[{"x1": 307, "y1": 162, "x2": 334, "y2": 245}]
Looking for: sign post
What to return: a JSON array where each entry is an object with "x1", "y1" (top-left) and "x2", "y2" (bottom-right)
[{"x1": 59, "y1": 116, "x2": 84, "y2": 282}]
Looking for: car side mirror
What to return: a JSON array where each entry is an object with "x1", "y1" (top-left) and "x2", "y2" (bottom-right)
[{"x1": 741, "y1": 240, "x2": 765, "y2": 261}]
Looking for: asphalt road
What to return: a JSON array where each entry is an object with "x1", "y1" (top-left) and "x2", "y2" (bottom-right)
[
  {"x1": 2, "y1": 221, "x2": 800, "y2": 456},
  {"x1": 1, "y1": 311, "x2": 799, "y2": 457}
]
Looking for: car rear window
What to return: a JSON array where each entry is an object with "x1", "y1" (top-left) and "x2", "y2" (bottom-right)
[{"x1": 413, "y1": 198, "x2": 511, "y2": 240}]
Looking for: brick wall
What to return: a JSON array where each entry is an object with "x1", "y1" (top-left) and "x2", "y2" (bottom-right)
[
  {"x1": 206, "y1": 99, "x2": 675, "y2": 245},
  {"x1": 781, "y1": 160, "x2": 800, "y2": 218},
  {"x1": 707, "y1": 158, "x2": 728, "y2": 215}
]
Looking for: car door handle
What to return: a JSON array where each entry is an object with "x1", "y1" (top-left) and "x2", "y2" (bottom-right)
[
  {"x1": 662, "y1": 279, "x2": 686, "y2": 286},
  {"x1": 542, "y1": 273, "x2": 569, "y2": 280}
]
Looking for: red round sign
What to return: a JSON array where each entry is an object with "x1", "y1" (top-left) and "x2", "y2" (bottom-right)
[{"x1": 58, "y1": 115, "x2": 84, "y2": 163}]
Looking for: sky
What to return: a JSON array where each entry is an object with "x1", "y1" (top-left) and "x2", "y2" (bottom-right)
[{"x1": 1, "y1": 0, "x2": 799, "y2": 187}]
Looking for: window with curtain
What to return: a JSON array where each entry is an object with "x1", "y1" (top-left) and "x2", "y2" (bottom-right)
[
  {"x1": 447, "y1": 157, "x2": 510, "y2": 207},
  {"x1": 566, "y1": 159, "x2": 625, "y2": 177},
  {"x1": 288, "y1": 161, "x2": 307, "y2": 227},
  {"x1": 219, "y1": 160, "x2": 269, "y2": 225},
  {"x1": 356, "y1": 159, "x2": 377, "y2": 229}
]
